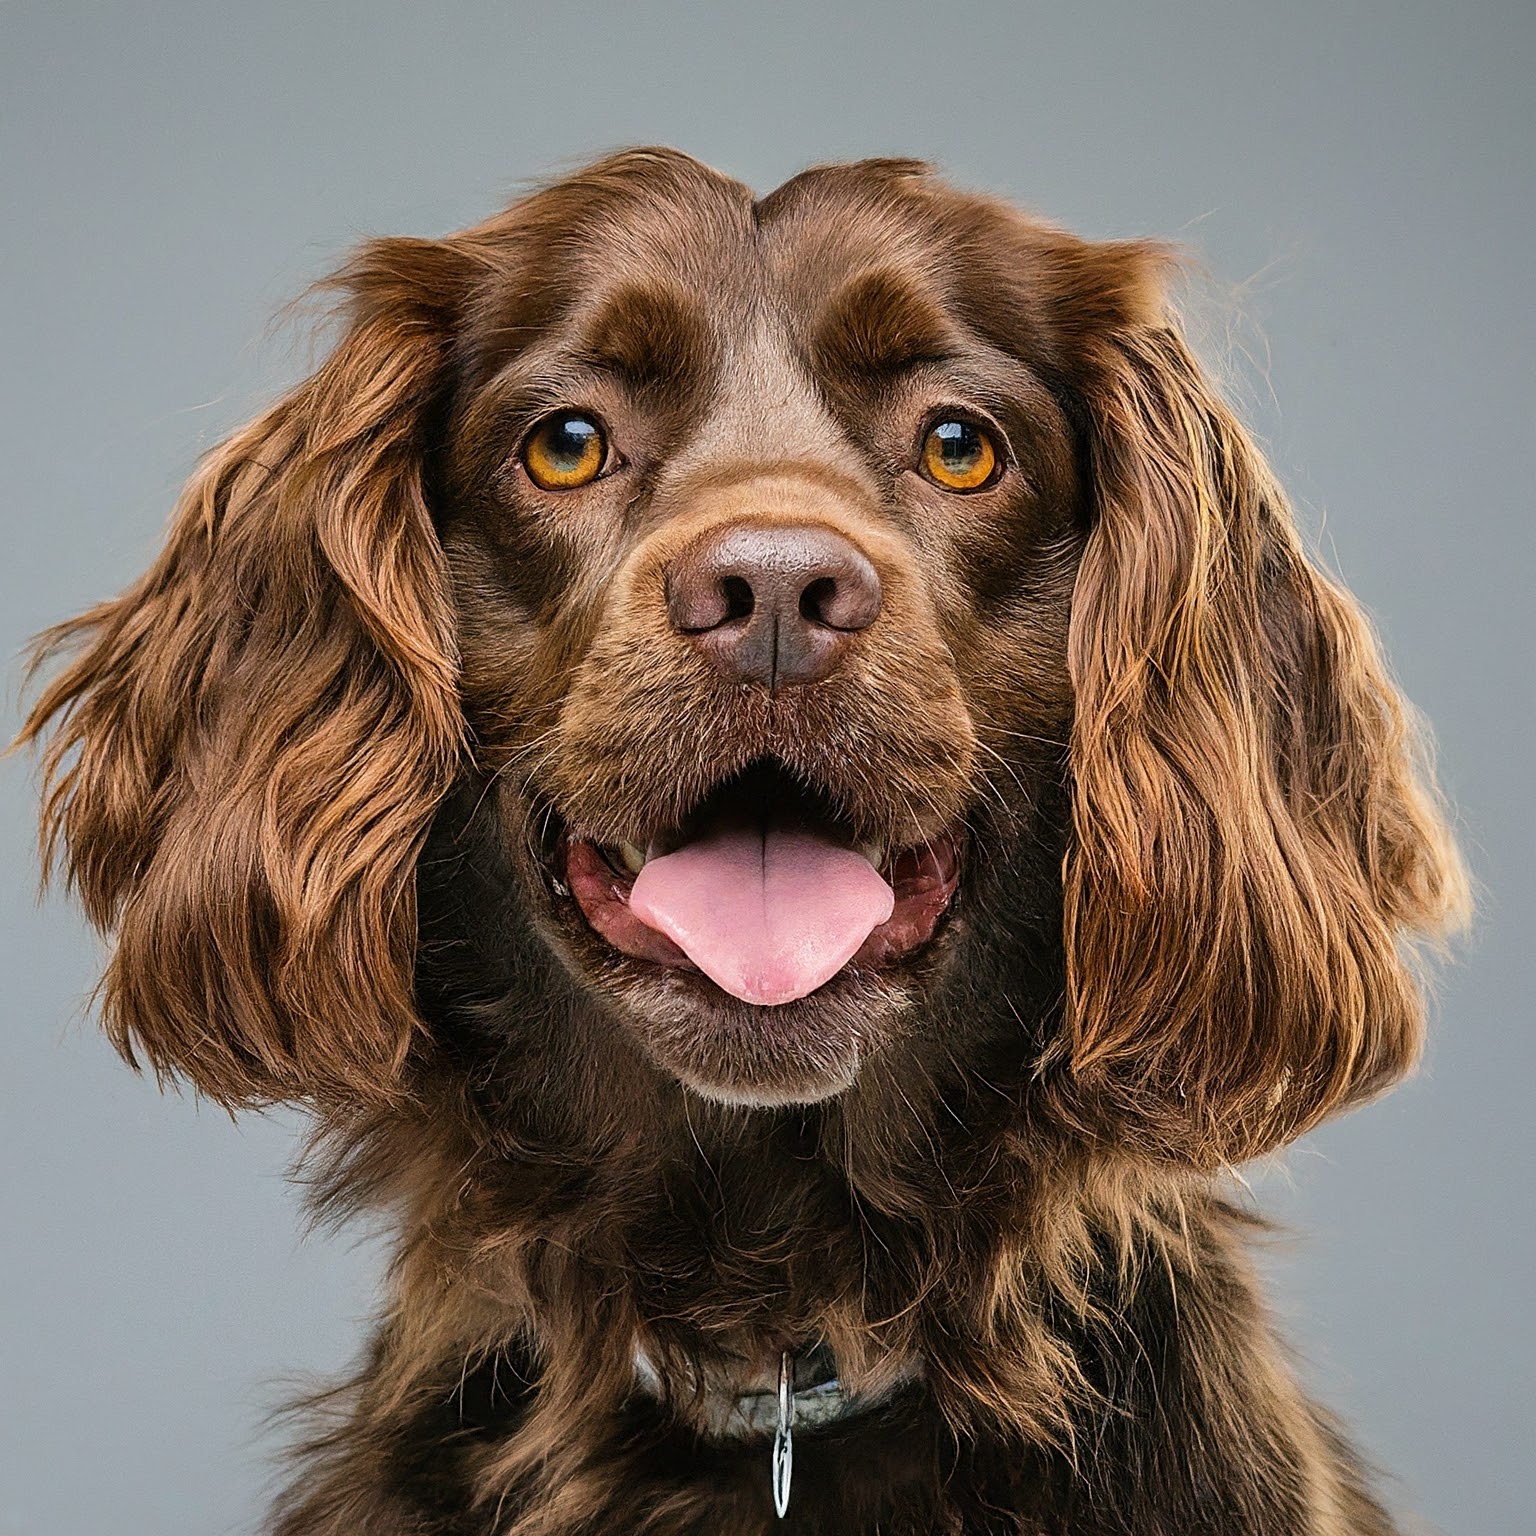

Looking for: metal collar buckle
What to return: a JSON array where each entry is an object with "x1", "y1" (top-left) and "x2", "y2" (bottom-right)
[{"x1": 772, "y1": 1350, "x2": 795, "y2": 1518}]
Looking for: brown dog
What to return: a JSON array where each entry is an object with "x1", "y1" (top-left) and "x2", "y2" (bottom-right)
[{"x1": 23, "y1": 147, "x2": 1466, "y2": 1534}]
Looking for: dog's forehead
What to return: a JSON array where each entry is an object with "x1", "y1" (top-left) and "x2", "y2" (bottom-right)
[
  {"x1": 513, "y1": 154, "x2": 961, "y2": 293},
  {"x1": 546, "y1": 165, "x2": 969, "y2": 343}
]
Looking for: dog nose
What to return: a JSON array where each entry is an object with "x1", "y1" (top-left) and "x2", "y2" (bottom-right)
[{"x1": 666, "y1": 525, "x2": 882, "y2": 687}]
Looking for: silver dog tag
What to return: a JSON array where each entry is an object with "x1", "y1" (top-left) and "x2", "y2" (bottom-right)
[{"x1": 772, "y1": 1350, "x2": 795, "y2": 1518}]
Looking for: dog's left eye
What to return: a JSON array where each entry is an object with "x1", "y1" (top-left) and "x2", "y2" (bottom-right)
[
  {"x1": 919, "y1": 419, "x2": 999, "y2": 492},
  {"x1": 520, "y1": 412, "x2": 609, "y2": 490}
]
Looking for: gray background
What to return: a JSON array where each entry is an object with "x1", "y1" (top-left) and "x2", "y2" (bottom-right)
[{"x1": 2, "y1": 2, "x2": 1531, "y2": 1532}]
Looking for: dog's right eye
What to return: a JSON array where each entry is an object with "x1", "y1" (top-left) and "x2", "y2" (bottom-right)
[{"x1": 520, "y1": 412, "x2": 608, "y2": 490}]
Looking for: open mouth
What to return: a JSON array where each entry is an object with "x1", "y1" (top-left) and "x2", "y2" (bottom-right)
[{"x1": 557, "y1": 760, "x2": 963, "y2": 1006}]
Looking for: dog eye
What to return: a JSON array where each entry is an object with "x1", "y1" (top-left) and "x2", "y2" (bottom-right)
[
  {"x1": 919, "y1": 419, "x2": 999, "y2": 492},
  {"x1": 521, "y1": 412, "x2": 608, "y2": 490}
]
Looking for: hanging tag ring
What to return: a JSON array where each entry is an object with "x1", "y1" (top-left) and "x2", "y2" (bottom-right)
[{"x1": 772, "y1": 1350, "x2": 795, "y2": 1518}]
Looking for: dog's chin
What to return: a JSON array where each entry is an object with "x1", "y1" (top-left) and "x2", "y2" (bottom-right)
[{"x1": 599, "y1": 960, "x2": 913, "y2": 1107}]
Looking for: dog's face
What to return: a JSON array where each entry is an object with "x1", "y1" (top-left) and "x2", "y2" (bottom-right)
[
  {"x1": 24, "y1": 149, "x2": 1465, "y2": 1163},
  {"x1": 437, "y1": 158, "x2": 1092, "y2": 1105}
]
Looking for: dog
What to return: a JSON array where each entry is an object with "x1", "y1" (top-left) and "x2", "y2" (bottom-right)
[{"x1": 23, "y1": 147, "x2": 1467, "y2": 1534}]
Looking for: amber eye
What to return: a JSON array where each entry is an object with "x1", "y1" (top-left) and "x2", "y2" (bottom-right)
[
  {"x1": 521, "y1": 412, "x2": 607, "y2": 490},
  {"x1": 920, "y1": 419, "x2": 998, "y2": 491}
]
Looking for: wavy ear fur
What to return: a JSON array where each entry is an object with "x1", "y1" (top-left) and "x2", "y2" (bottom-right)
[
  {"x1": 19, "y1": 239, "x2": 469, "y2": 1106},
  {"x1": 1060, "y1": 281, "x2": 1468, "y2": 1164}
]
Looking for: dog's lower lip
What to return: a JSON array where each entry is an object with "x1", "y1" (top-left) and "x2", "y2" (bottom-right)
[{"x1": 559, "y1": 827, "x2": 963, "y2": 993}]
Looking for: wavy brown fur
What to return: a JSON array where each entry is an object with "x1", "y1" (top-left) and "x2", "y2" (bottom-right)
[{"x1": 20, "y1": 148, "x2": 1466, "y2": 1534}]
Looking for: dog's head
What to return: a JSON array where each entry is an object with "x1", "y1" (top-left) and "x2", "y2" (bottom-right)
[{"x1": 24, "y1": 149, "x2": 1466, "y2": 1164}]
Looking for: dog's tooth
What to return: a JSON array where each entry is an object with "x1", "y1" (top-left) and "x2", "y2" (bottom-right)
[
  {"x1": 857, "y1": 840, "x2": 886, "y2": 870},
  {"x1": 618, "y1": 841, "x2": 648, "y2": 875}
]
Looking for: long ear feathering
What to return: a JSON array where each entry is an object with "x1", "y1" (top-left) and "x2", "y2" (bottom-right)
[
  {"x1": 1058, "y1": 270, "x2": 1469, "y2": 1164},
  {"x1": 16, "y1": 238, "x2": 472, "y2": 1106}
]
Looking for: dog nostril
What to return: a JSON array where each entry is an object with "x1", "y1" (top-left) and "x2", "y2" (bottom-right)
[
  {"x1": 800, "y1": 576, "x2": 837, "y2": 627},
  {"x1": 722, "y1": 575, "x2": 755, "y2": 624},
  {"x1": 805, "y1": 559, "x2": 881, "y2": 633}
]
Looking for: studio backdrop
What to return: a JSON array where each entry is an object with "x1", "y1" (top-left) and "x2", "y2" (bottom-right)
[{"x1": 2, "y1": 3, "x2": 1530, "y2": 1533}]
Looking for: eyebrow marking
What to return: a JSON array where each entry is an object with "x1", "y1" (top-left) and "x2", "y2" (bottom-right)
[
  {"x1": 811, "y1": 267, "x2": 964, "y2": 380},
  {"x1": 570, "y1": 282, "x2": 717, "y2": 391}
]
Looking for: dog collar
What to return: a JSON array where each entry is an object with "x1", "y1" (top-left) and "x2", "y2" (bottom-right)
[{"x1": 632, "y1": 1342, "x2": 919, "y2": 1518}]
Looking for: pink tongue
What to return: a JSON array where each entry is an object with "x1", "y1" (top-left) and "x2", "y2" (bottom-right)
[{"x1": 628, "y1": 825, "x2": 895, "y2": 1005}]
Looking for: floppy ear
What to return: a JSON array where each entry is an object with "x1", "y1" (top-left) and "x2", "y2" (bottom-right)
[
  {"x1": 20, "y1": 238, "x2": 471, "y2": 1106},
  {"x1": 1058, "y1": 267, "x2": 1468, "y2": 1164}
]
